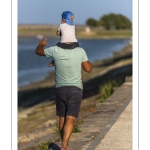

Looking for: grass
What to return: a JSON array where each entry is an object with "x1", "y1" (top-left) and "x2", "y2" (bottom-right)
[
  {"x1": 99, "y1": 77, "x2": 125, "y2": 102},
  {"x1": 18, "y1": 25, "x2": 132, "y2": 39},
  {"x1": 52, "y1": 122, "x2": 61, "y2": 137},
  {"x1": 72, "y1": 122, "x2": 82, "y2": 133},
  {"x1": 52, "y1": 121, "x2": 82, "y2": 138},
  {"x1": 37, "y1": 142, "x2": 50, "y2": 150},
  {"x1": 99, "y1": 81, "x2": 113, "y2": 103},
  {"x1": 96, "y1": 30, "x2": 132, "y2": 37}
]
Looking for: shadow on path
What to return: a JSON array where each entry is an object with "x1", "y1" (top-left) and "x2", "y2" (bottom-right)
[{"x1": 48, "y1": 143, "x2": 60, "y2": 150}]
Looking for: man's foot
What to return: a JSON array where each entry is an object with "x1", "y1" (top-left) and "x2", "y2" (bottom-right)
[
  {"x1": 60, "y1": 144, "x2": 69, "y2": 150},
  {"x1": 60, "y1": 148, "x2": 66, "y2": 150},
  {"x1": 60, "y1": 145, "x2": 70, "y2": 150}
]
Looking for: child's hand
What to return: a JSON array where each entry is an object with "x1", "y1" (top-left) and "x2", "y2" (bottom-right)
[{"x1": 39, "y1": 37, "x2": 47, "y2": 47}]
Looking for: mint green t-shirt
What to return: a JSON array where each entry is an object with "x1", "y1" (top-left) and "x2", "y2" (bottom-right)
[{"x1": 44, "y1": 46, "x2": 88, "y2": 89}]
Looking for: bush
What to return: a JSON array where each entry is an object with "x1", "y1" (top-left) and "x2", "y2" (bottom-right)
[
  {"x1": 99, "y1": 81, "x2": 113, "y2": 102},
  {"x1": 85, "y1": 13, "x2": 132, "y2": 29},
  {"x1": 86, "y1": 18, "x2": 99, "y2": 27},
  {"x1": 99, "y1": 13, "x2": 132, "y2": 30},
  {"x1": 99, "y1": 77, "x2": 125, "y2": 102}
]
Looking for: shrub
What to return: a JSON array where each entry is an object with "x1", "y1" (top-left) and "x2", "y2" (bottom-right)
[{"x1": 99, "y1": 81, "x2": 113, "y2": 102}]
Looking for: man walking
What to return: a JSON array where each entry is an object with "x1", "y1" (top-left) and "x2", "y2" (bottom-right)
[{"x1": 35, "y1": 37, "x2": 92, "y2": 150}]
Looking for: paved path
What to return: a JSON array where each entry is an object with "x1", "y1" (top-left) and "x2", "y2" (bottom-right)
[
  {"x1": 85, "y1": 77, "x2": 132, "y2": 150},
  {"x1": 86, "y1": 98, "x2": 132, "y2": 150},
  {"x1": 95, "y1": 100, "x2": 132, "y2": 150}
]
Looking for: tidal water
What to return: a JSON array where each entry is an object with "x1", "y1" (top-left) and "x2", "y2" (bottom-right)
[{"x1": 18, "y1": 38, "x2": 130, "y2": 87}]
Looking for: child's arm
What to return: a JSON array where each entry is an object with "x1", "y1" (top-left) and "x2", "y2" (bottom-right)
[
  {"x1": 56, "y1": 29, "x2": 61, "y2": 36},
  {"x1": 56, "y1": 23, "x2": 63, "y2": 36}
]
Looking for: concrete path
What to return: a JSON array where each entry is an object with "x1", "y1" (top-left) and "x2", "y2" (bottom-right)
[
  {"x1": 86, "y1": 99, "x2": 132, "y2": 150},
  {"x1": 85, "y1": 77, "x2": 132, "y2": 150},
  {"x1": 95, "y1": 100, "x2": 132, "y2": 150}
]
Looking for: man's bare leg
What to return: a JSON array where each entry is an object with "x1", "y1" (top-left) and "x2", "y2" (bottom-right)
[
  {"x1": 60, "y1": 116, "x2": 75, "y2": 150},
  {"x1": 59, "y1": 117, "x2": 65, "y2": 141},
  {"x1": 59, "y1": 117, "x2": 69, "y2": 150}
]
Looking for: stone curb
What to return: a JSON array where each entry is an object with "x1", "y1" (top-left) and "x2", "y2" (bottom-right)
[{"x1": 85, "y1": 94, "x2": 132, "y2": 150}]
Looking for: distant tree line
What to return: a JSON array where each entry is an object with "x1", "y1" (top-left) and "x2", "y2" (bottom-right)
[{"x1": 86, "y1": 13, "x2": 132, "y2": 30}]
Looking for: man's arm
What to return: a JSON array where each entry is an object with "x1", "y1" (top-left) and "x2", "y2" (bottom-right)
[
  {"x1": 82, "y1": 61, "x2": 92, "y2": 73},
  {"x1": 35, "y1": 38, "x2": 47, "y2": 56}
]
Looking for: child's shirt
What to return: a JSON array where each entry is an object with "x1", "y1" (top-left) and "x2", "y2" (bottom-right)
[{"x1": 58, "y1": 23, "x2": 77, "y2": 43}]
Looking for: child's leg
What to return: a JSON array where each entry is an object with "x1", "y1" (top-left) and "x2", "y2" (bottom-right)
[{"x1": 48, "y1": 60, "x2": 54, "y2": 67}]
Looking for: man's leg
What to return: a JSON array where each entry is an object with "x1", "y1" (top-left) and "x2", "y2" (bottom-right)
[
  {"x1": 60, "y1": 116, "x2": 75, "y2": 150},
  {"x1": 56, "y1": 86, "x2": 82, "y2": 150},
  {"x1": 59, "y1": 117, "x2": 65, "y2": 141}
]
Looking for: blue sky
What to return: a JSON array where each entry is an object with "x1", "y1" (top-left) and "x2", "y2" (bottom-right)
[{"x1": 18, "y1": 0, "x2": 132, "y2": 25}]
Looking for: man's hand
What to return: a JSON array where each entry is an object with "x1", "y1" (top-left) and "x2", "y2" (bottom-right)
[
  {"x1": 35, "y1": 37, "x2": 47, "y2": 56},
  {"x1": 39, "y1": 37, "x2": 47, "y2": 47}
]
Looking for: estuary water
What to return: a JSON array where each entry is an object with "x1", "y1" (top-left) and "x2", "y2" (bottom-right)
[{"x1": 18, "y1": 38, "x2": 130, "y2": 87}]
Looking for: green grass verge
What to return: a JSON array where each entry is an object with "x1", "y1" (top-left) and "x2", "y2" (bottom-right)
[
  {"x1": 99, "y1": 77, "x2": 125, "y2": 102},
  {"x1": 18, "y1": 25, "x2": 132, "y2": 39}
]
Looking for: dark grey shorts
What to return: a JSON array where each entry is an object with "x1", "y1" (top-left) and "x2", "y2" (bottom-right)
[{"x1": 55, "y1": 86, "x2": 83, "y2": 118}]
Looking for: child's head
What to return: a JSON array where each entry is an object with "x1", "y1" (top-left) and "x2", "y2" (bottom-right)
[{"x1": 61, "y1": 11, "x2": 74, "y2": 25}]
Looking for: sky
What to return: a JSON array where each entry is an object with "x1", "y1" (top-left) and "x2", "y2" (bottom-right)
[{"x1": 18, "y1": 0, "x2": 132, "y2": 25}]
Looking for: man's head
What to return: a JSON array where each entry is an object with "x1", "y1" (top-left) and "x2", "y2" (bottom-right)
[{"x1": 61, "y1": 11, "x2": 74, "y2": 26}]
